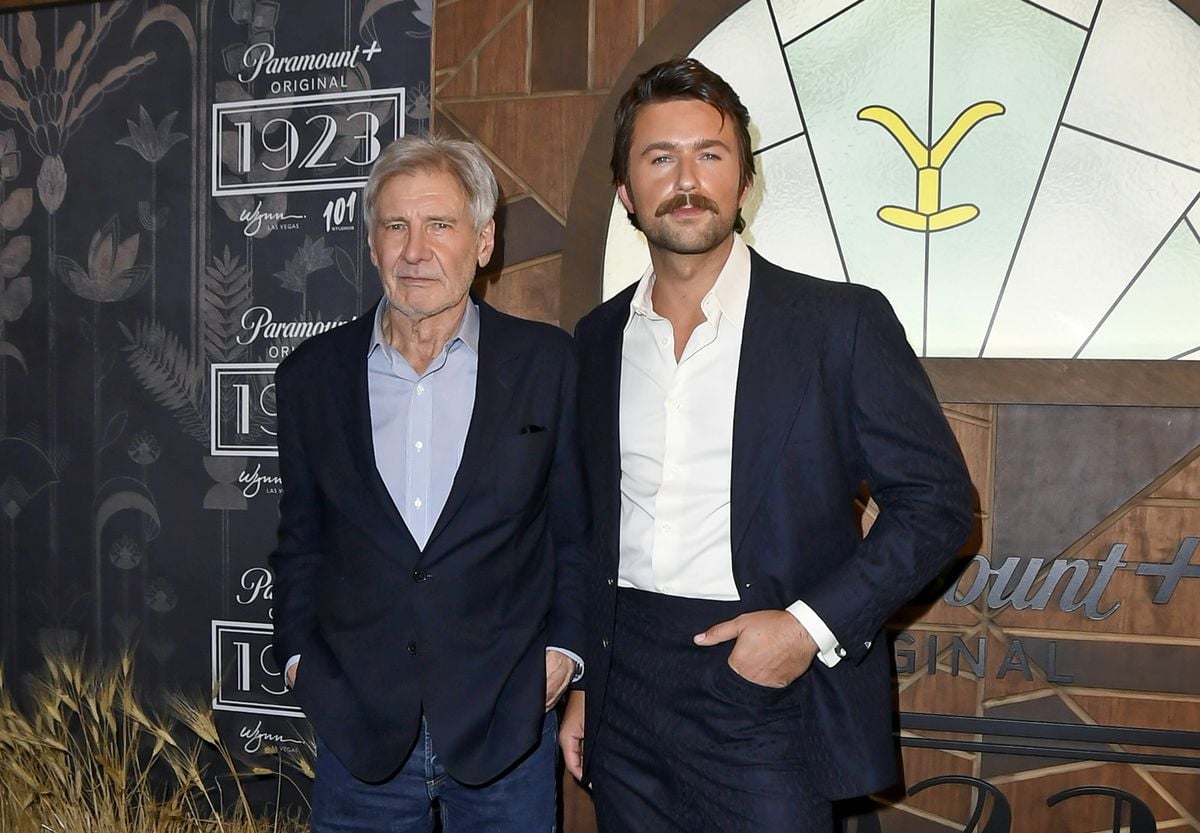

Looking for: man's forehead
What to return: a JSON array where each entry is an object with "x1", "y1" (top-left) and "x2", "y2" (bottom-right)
[
  {"x1": 633, "y1": 100, "x2": 733, "y2": 141},
  {"x1": 376, "y1": 169, "x2": 468, "y2": 211}
]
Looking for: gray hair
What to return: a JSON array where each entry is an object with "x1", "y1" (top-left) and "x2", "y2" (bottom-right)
[{"x1": 362, "y1": 134, "x2": 499, "y2": 232}]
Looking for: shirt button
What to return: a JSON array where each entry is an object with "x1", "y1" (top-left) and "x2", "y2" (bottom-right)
[
  {"x1": 661, "y1": 523, "x2": 671, "y2": 533},
  {"x1": 414, "y1": 498, "x2": 423, "y2": 508},
  {"x1": 413, "y1": 570, "x2": 427, "y2": 583},
  {"x1": 407, "y1": 641, "x2": 417, "y2": 654},
  {"x1": 414, "y1": 441, "x2": 424, "y2": 450},
  {"x1": 416, "y1": 384, "x2": 425, "y2": 395},
  {"x1": 660, "y1": 337, "x2": 669, "y2": 347}
]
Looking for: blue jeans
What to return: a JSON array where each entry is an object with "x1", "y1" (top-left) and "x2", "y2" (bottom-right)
[{"x1": 311, "y1": 712, "x2": 558, "y2": 833}]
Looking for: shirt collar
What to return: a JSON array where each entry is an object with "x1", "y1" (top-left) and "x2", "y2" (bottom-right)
[
  {"x1": 369, "y1": 296, "x2": 480, "y2": 359},
  {"x1": 627, "y1": 234, "x2": 751, "y2": 330}
]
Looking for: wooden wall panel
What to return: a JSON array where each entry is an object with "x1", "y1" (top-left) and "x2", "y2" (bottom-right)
[
  {"x1": 644, "y1": 0, "x2": 675, "y2": 34},
  {"x1": 435, "y1": 0, "x2": 521, "y2": 69},
  {"x1": 473, "y1": 255, "x2": 561, "y2": 325},
  {"x1": 442, "y1": 94, "x2": 607, "y2": 219},
  {"x1": 477, "y1": 8, "x2": 530, "y2": 96},
  {"x1": 437, "y1": 62, "x2": 476, "y2": 98},
  {"x1": 531, "y1": 0, "x2": 588, "y2": 92},
  {"x1": 592, "y1": 0, "x2": 641, "y2": 89}
]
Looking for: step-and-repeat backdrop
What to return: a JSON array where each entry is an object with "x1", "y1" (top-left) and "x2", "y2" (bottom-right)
[{"x1": 0, "y1": 0, "x2": 428, "y2": 770}]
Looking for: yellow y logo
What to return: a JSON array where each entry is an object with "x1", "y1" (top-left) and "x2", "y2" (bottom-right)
[{"x1": 858, "y1": 101, "x2": 1004, "y2": 232}]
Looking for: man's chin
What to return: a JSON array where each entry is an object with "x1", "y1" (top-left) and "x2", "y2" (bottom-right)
[
  {"x1": 385, "y1": 295, "x2": 463, "y2": 324},
  {"x1": 644, "y1": 227, "x2": 733, "y2": 256}
]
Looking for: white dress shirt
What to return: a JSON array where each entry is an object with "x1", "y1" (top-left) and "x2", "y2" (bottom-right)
[{"x1": 618, "y1": 235, "x2": 844, "y2": 667}]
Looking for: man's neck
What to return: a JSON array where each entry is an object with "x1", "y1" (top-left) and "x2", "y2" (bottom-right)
[
  {"x1": 383, "y1": 300, "x2": 467, "y2": 375},
  {"x1": 648, "y1": 234, "x2": 735, "y2": 324}
]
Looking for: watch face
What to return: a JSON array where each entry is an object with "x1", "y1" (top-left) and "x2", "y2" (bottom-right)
[{"x1": 599, "y1": 0, "x2": 1200, "y2": 361}]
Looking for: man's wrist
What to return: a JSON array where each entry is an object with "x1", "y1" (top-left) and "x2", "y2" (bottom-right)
[
  {"x1": 547, "y1": 646, "x2": 584, "y2": 682},
  {"x1": 785, "y1": 601, "x2": 845, "y2": 667}
]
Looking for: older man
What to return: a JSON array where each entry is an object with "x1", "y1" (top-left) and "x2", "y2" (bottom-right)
[
  {"x1": 561, "y1": 58, "x2": 974, "y2": 831},
  {"x1": 270, "y1": 135, "x2": 587, "y2": 832}
]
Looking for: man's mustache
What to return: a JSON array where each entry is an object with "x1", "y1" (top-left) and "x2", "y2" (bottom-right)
[{"x1": 655, "y1": 193, "x2": 720, "y2": 217}]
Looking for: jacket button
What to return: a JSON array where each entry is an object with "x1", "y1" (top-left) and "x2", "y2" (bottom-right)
[
  {"x1": 407, "y1": 641, "x2": 417, "y2": 654},
  {"x1": 412, "y1": 569, "x2": 427, "y2": 582},
  {"x1": 606, "y1": 577, "x2": 614, "y2": 586},
  {"x1": 601, "y1": 638, "x2": 609, "y2": 649}
]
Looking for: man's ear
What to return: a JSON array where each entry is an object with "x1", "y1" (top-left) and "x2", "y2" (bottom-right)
[
  {"x1": 476, "y1": 218, "x2": 496, "y2": 269},
  {"x1": 367, "y1": 231, "x2": 379, "y2": 269},
  {"x1": 616, "y1": 182, "x2": 635, "y2": 215},
  {"x1": 737, "y1": 177, "x2": 753, "y2": 209}
]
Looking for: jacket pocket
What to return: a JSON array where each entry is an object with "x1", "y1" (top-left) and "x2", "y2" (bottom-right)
[{"x1": 492, "y1": 430, "x2": 552, "y2": 515}]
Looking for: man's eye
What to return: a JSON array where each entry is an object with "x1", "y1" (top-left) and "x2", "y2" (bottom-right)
[{"x1": 651, "y1": 155, "x2": 671, "y2": 164}]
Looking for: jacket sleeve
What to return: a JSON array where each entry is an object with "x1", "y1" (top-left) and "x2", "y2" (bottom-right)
[{"x1": 803, "y1": 289, "x2": 975, "y2": 662}]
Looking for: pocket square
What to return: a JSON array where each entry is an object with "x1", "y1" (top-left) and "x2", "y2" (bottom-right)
[{"x1": 519, "y1": 424, "x2": 547, "y2": 434}]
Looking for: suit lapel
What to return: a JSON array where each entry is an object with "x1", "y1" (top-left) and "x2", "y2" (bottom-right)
[
  {"x1": 330, "y1": 309, "x2": 419, "y2": 551},
  {"x1": 729, "y1": 254, "x2": 823, "y2": 558},
  {"x1": 593, "y1": 299, "x2": 628, "y2": 541},
  {"x1": 426, "y1": 301, "x2": 515, "y2": 547}
]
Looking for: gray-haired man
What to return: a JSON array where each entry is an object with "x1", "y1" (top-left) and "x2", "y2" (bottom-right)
[{"x1": 270, "y1": 135, "x2": 588, "y2": 832}]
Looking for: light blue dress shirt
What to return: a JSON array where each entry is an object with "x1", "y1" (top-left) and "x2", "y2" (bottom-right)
[{"x1": 367, "y1": 298, "x2": 477, "y2": 549}]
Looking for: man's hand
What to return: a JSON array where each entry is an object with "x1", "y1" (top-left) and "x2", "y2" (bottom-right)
[
  {"x1": 545, "y1": 651, "x2": 574, "y2": 711},
  {"x1": 693, "y1": 609, "x2": 818, "y2": 687},
  {"x1": 559, "y1": 690, "x2": 585, "y2": 781}
]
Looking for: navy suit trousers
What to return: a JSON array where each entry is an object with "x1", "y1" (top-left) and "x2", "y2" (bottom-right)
[{"x1": 590, "y1": 589, "x2": 835, "y2": 833}]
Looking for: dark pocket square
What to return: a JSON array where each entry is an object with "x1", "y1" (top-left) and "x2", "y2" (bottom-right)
[{"x1": 519, "y1": 424, "x2": 547, "y2": 434}]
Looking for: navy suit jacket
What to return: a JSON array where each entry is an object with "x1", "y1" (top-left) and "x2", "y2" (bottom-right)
[
  {"x1": 270, "y1": 297, "x2": 589, "y2": 785},
  {"x1": 573, "y1": 249, "x2": 974, "y2": 799}
]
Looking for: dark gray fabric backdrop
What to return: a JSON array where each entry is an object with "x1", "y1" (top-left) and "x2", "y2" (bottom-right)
[{"x1": 0, "y1": 0, "x2": 430, "y2": 772}]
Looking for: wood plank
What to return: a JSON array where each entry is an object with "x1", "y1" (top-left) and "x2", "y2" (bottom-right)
[
  {"x1": 531, "y1": 0, "x2": 589, "y2": 92},
  {"x1": 478, "y1": 6, "x2": 529, "y2": 96},
  {"x1": 924, "y1": 359, "x2": 1200, "y2": 407},
  {"x1": 592, "y1": 0, "x2": 640, "y2": 89},
  {"x1": 472, "y1": 254, "x2": 561, "y2": 324},
  {"x1": 443, "y1": 93, "x2": 607, "y2": 217},
  {"x1": 643, "y1": 0, "x2": 676, "y2": 35},
  {"x1": 436, "y1": 0, "x2": 522, "y2": 71}
]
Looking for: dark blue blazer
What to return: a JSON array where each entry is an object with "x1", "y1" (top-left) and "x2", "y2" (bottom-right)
[
  {"x1": 270, "y1": 297, "x2": 589, "y2": 785},
  {"x1": 573, "y1": 250, "x2": 974, "y2": 799}
]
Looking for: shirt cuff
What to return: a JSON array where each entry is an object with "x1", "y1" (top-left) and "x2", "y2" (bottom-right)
[
  {"x1": 547, "y1": 646, "x2": 585, "y2": 682},
  {"x1": 786, "y1": 600, "x2": 846, "y2": 668},
  {"x1": 284, "y1": 654, "x2": 301, "y2": 688}
]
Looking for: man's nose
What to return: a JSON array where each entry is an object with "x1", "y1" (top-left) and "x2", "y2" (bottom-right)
[
  {"x1": 403, "y1": 228, "x2": 431, "y2": 263},
  {"x1": 674, "y1": 158, "x2": 698, "y2": 192}
]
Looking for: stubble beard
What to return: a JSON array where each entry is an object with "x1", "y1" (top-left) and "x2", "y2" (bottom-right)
[
  {"x1": 635, "y1": 196, "x2": 737, "y2": 256},
  {"x1": 641, "y1": 217, "x2": 733, "y2": 255}
]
